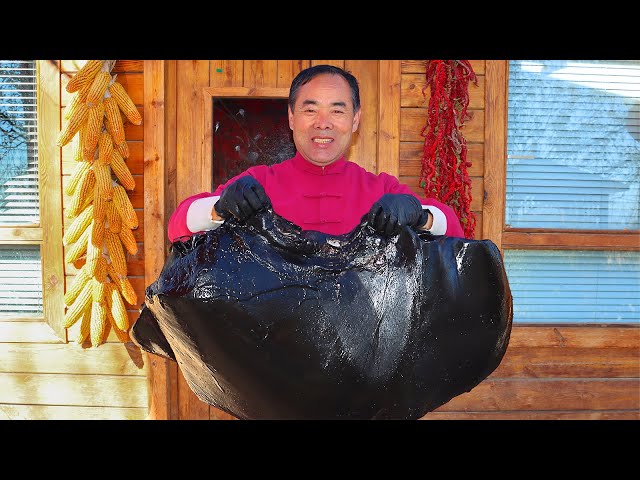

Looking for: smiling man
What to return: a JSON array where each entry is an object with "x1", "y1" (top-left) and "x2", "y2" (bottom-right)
[{"x1": 168, "y1": 64, "x2": 464, "y2": 242}]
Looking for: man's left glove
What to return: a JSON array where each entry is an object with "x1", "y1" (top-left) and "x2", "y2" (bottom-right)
[
  {"x1": 214, "y1": 176, "x2": 272, "y2": 222},
  {"x1": 367, "y1": 193, "x2": 429, "y2": 236}
]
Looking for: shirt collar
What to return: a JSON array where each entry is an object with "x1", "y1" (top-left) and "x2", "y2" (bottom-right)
[{"x1": 291, "y1": 152, "x2": 347, "y2": 175}]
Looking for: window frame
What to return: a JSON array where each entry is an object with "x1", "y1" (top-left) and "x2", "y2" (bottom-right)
[
  {"x1": 0, "y1": 60, "x2": 65, "y2": 338},
  {"x1": 484, "y1": 60, "x2": 640, "y2": 253}
]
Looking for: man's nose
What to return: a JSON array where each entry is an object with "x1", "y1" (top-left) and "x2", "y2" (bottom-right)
[{"x1": 314, "y1": 110, "x2": 332, "y2": 129}]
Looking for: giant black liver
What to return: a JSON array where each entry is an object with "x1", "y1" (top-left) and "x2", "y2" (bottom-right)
[{"x1": 131, "y1": 209, "x2": 513, "y2": 420}]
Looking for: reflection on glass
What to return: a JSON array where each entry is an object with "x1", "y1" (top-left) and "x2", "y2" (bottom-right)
[{"x1": 212, "y1": 98, "x2": 296, "y2": 188}]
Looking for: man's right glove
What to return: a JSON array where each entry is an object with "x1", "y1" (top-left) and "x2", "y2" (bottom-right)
[
  {"x1": 214, "y1": 176, "x2": 272, "y2": 222},
  {"x1": 367, "y1": 193, "x2": 430, "y2": 236}
]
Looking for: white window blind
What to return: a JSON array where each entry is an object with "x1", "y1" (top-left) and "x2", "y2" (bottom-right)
[
  {"x1": 506, "y1": 60, "x2": 639, "y2": 230},
  {"x1": 0, "y1": 60, "x2": 39, "y2": 225},
  {"x1": 504, "y1": 250, "x2": 639, "y2": 324},
  {"x1": 0, "y1": 245, "x2": 42, "y2": 316}
]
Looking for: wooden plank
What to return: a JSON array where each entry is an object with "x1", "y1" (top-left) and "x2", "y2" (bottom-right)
[
  {"x1": 0, "y1": 404, "x2": 147, "y2": 420},
  {"x1": 63, "y1": 141, "x2": 143, "y2": 175},
  {"x1": 508, "y1": 325, "x2": 640, "y2": 349},
  {"x1": 0, "y1": 343, "x2": 145, "y2": 375},
  {"x1": 209, "y1": 60, "x2": 243, "y2": 87},
  {"x1": 345, "y1": 60, "x2": 378, "y2": 173},
  {"x1": 0, "y1": 321, "x2": 64, "y2": 343},
  {"x1": 482, "y1": 60, "x2": 508, "y2": 249},
  {"x1": 61, "y1": 72, "x2": 143, "y2": 107},
  {"x1": 377, "y1": 60, "x2": 401, "y2": 177},
  {"x1": 401, "y1": 107, "x2": 483, "y2": 143},
  {"x1": 434, "y1": 378, "x2": 640, "y2": 411},
  {"x1": 422, "y1": 410, "x2": 640, "y2": 420},
  {"x1": 0, "y1": 373, "x2": 148, "y2": 407},
  {"x1": 243, "y1": 60, "x2": 278, "y2": 88},
  {"x1": 400, "y1": 142, "x2": 484, "y2": 177},
  {"x1": 38, "y1": 60, "x2": 66, "y2": 340},
  {"x1": 277, "y1": 60, "x2": 309, "y2": 88},
  {"x1": 492, "y1": 346, "x2": 640, "y2": 378},
  {"x1": 502, "y1": 231, "x2": 640, "y2": 251},
  {"x1": 401, "y1": 60, "x2": 486, "y2": 76},
  {"x1": 401, "y1": 73, "x2": 484, "y2": 109},
  {"x1": 312, "y1": 60, "x2": 344, "y2": 68},
  {"x1": 400, "y1": 176, "x2": 484, "y2": 211},
  {"x1": 0, "y1": 228, "x2": 43, "y2": 242},
  {"x1": 202, "y1": 86, "x2": 290, "y2": 98}
]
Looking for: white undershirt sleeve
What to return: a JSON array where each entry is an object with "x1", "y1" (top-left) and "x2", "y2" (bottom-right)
[
  {"x1": 421, "y1": 205, "x2": 447, "y2": 235},
  {"x1": 186, "y1": 196, "x2": 222, "y2": 233}
]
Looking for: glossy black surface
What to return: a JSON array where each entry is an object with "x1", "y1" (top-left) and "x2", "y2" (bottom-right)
[{"x1": 131, "y1": 210, "x2": 513, "y2": 419}]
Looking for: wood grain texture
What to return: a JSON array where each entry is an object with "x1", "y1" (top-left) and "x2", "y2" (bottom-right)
[
  {"x1": 277, "y1": 60, "x2": 309, "y2": 88},
  {"x1": 0, "y1": 320, "x2": 64, "y2": 343},
  {"x1": 39, "y1": 60, "x2": 66, "y2": 340},
  {"x1": 400, "y1": 176, "x2": 483, "y2": 211},
  {"x1": 482, "y1": 60, "x2": 507, "y2": 248},
  {"x1": 399, "y1": 142, "x2": 484, "y2": 178},
  {"x1": 244, "y1": 60, "x2": 278, "y2": 88},
  {"x1": 401, "y1": 73, "x2": 484, "y2": 109},
  {"x1": 312, "y1": 60, "x2": 344, "y2": 68},
  {"x1": 345, "y1": 60, "x2": 378, "y2": 173},
  {"x1": 502, "y1": 231, "x2": 640, "y2": 251},
  {"x1": 423, "y1": 410, "x2": 639, "y2": 420},
  {"x1": 0, "y1": 404, "x2": 147, "y2": 420},
  {"x1": 377, "y1": 60, "x2": 401, "y2": 177},
  {"x1": 401, "y1": 60, "x2": 485, "y2": 75},
  {"x1": 401, "y1": 107, "x2": 483, "y2": 143},
  {"x1": 209, "y1": 60, "x2": 243, "y2": 87}
]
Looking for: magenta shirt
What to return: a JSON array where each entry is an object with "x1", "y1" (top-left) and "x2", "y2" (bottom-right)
[{"x1": 168, "y1": 152, "x2": 464, "y2": 241}]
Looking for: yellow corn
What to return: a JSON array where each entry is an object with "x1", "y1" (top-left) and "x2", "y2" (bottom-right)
[
  {"x1": 106, "y1": 201, "x2": 122, "y2": 234},
  {"x1": 63, "y1": 278, "x2": 93, "y2": 328},
  {"x1": 104, "y1": 97, "x2": 126, "y2": 147},
  {"x1": 66, "y1": 169, "x2": 95, "y2": 218},
  {"x1": 92, "y1": 276, "x2": 106, "y2": 303},
  {"x1": 93, "y1": 161, "x2": 113, "y2": 201},
  {"x1": 86, "y1": 220, "x2": 103, "y2": 275},
  {"x1": 115, "y1": 141, "x2": 129, "y2": 159},
  {"x1": 106, "y1": 231, "x2": 127, "y2": 277},
  {"x1": 57, "y1": 101, "x2": 89, "y2": 147},
  {"x1": 66, "y1": 60, "x2": 103, "y2": 94},
  {"x1": 64, "y1": 222, "x2": 90, "y2": 264},
  {"x1": 63, "y1": 80, "x2": 91, "y2": 121},
  {"x1": 63, "y1": 204, "x2": 93, "y2": 246},
  {"x1": 64, "y1": 160, "x2": 91, "y2": 198},
  {"x1": 108, "y1": 81, "x2": 142, "y2": 126},
  {"x1": 110, "y1": 149, "x2": 135, "y2": 191},
  {"x1": 112, "y1": 184, "x2": 138, "y2": 229},
  {"x1": 97, "y1": 131, "x2": 114, "y2": 165},
  {"x1": 86, "y1": 71, "x2": 112, "y2": 108},
  {"x1": 106, "y1": 263, "x2": 138, "y2": 306},
  {"x1": 75, "y1": 303, "x2": 92, "y2": 344},
  {"x1": 109, "y1": 285, "x2": 130, "y2": 331},
  {"x1": 64, "y1": 265, "x2": 91, "y2": 306},
  {"x1": 119, "y1": 226, "x2": 138, "y2": 256},
  {"x1": 90, "y1": 300, "x2": 108, "y2": 347},
  {"x1": 82, "y1": 100, "x2": 105, "y2": 160},
  {"x1": 93, "y1": 191, "x2": 107, "y2": 224}
]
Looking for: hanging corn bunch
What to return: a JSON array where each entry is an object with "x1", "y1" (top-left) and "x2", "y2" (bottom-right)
[{"x1": 58, "y1": 60, "x2": 142, "y2": 347}]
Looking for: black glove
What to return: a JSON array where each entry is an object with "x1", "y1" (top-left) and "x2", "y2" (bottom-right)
[
  {"x1": 368, "y1": 193, "x2": 429, "y2": 236},
  {"x1": 214, "y1": 176, "x2": 271, "y2": 221}
]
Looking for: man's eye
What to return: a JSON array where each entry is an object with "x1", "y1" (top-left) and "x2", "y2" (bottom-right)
[{"x1": 332, "y1": 110, "x2": 345, "y2": 115}]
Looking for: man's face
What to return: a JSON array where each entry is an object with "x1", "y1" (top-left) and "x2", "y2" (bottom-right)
[{"x1": 288, "y1": 74, "x2": 361, "y2": 167}]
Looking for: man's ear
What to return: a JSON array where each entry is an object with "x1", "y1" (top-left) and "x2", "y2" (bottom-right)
[
  {"x1": 352, "y1": 109, "x2": 361, "y2": 132},
  {"x1": 288, "y1": 106, "x2": 294, "y2": 130}
]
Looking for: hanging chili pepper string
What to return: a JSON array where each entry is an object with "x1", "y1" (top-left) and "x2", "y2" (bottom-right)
[{"x1": 420, "y1": 60, "x2": 478, "y2": 239}]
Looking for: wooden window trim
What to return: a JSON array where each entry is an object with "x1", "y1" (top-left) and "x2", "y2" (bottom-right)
[{"x1": 484, "y1": 60, "x2": 640, "y2": 253}]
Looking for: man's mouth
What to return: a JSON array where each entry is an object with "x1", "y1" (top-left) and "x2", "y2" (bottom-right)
[{"x1": 313, "y1": 138, "x2": 332, "y2": 144}]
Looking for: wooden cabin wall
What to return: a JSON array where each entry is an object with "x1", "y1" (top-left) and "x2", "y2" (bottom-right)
[{"x1": 0, "y1": 60, "x2": 148, "y2": 420}]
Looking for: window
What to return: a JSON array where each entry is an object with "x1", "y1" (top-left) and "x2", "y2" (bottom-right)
[
  {"x1": 0, "y1": 60, "x2": 64, "y2": 337},
  {"x1": 489, "y1": 60, "x2": 639, "y2": 325}
]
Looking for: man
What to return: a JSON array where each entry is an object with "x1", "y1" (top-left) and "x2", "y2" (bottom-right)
[{"x1": 168, "y1": 64, "x2": 464, "y2": 242}]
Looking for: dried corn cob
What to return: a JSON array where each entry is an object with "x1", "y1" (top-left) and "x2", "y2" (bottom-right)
[
  {"x1": 94, "y1": 257, "x2": 108, "y2": 283},
  {"x1": 66, "y1": 169, "x2": 95, "y2": 218},
  {"x1": 110, "y1": 149, "x2": 135, "y2": 190},
  {"x1": 93, "y1": 161, "x2": 113, "y2": 201},
  {"x1": 93, "y1": 192, "x2": 107, "y2": 224},
  {"x1": 64, "y1": 160, "x2": 91, "y2": 197},
  {"x1": 86, "y1": 222, "x2": 103, "y2": 276},
  {"x1": 91, "y1": 215, "x2": 105, "y2": 248},
  {"x1": 86, "y1": 71, "x2": 112, "y2": 108},
  {"x1": 90, "y1": 300, "x2": 108, "y2": 347},
  {"x1": 64, "y1": 264, "x2": 91, "y2": 306},
  {"x1": 63, "y1": 278, "x2": 93, "y2": 328},
  {"x1": 109, "y1": 284, "x2": 130, "y2": 331},
  {"x1": 75, "y1": 303, "x2": 93, "y2": 344},
  {"x1": 63, "y1": 204, "x2": 94, "y2": 246},
  {"x1": 66, "y1": 60, "x2": 103, "y2": 93},
  {"x1": 119, "y1": 226, "x2": 138, "y2": 256},
  {"x1": 106, "y1": 263, "x2": 138, "y2": 306},
  {"x1": 82, "y1": 100, "x2": 105, "y2": 160},
  {"x1": 97, "y1": 131, "x2": 114, "y2": 165},
  {"x1": 64, "y1": 222, "x2": 90, "y2": 264},
  {"x1": 105, "y1": 230, "x2": 127, "y2": 277},
  {"x1": 57, "y1": 101, "x2": 89, "y2": 147},
  {"x1": 72, "y1": 124, "x2": 87, "y2": 161},
  {"x1": 104, "y1": 97, "x2": 126, "y2": 147},
  {"x1": 112, "y1": 184, "x2": 138, "y2": 229},
  {"x1": 115, "y1": 141, "x2": 129, "y2": 159},
  {"x1": 106, "y1": 201, "x2": 122, "y2": 234},
  {"x1": 63, "y1": 81, "x2": 91, "y2": 121},
  {"x1": 109, "y1": 81, "x2": 142, "y2": 125}
]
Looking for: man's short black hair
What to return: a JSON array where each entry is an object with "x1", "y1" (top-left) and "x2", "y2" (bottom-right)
[{"x1": 288, "y1": 64, "x2": 361, "y2": 112}]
